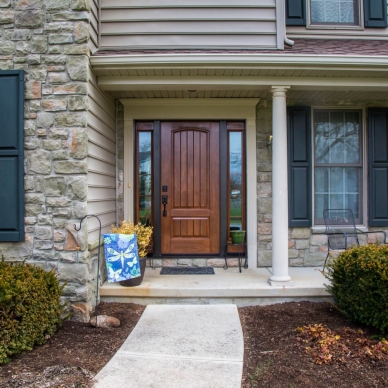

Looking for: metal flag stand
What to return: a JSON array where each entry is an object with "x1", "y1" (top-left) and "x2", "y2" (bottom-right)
[{"x1": 74, "y1": 214, "x2": 102, "y2": 333}]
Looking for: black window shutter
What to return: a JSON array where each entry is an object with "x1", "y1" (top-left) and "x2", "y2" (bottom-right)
[
  {"x1": 286, "y1": 0, "x2": 306, "y2": 26},
  {"x1": 364, "y1": 0, "x2": 387, "y2": 28},
  {"x1": 288, "y1": 106, "x2": 312, "y2": 227},
  {"x1": 368, "y1": 108, "x2": 388, "y2": 226},
  {"x1": 0, "y1": 71, "x2": 25, "y2": 242}
]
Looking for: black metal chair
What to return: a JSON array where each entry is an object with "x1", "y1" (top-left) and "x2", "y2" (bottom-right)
[{"x1": 323, "y1": 209, "x2": 387, "y2": 269}]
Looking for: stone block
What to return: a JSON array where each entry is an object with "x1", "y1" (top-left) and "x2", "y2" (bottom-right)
[
  {"x1": 73, "y1": 21, "x2": 88, "y2": 43},
  {"x1": 0, "y1": 242, "x2": 33, "y2": 260},
  {"x1": 60, "y1": 252, "x2": 76, "y2": 262},
  {"x1": 58, "y1": 262, "x2": 89, "y2": 284},
  {"x1": 27, "y1": 149, "x2": 51, "y2": 174},
  {"x1": 25, "y1": 80, "x2": 41, "y2": 99},
  {"x1": 55, "y1": 112, "x2": 86, "y2": 127},
  {"x1": 288, "y1": 249, "x2": 299, "y2": 259},
  {"x1": 68, "y1": 95, "x2": 88, "y2": 111},
  {"x1": 257, "y1": 182, "x2": 271, "y2": 197},
  {"x1": 28, "y1": 55, "x2": 41, "y2": 65},
  {"x1": 64, "y1": 44, "x2": 88, "y2": 55},
  {"x1": 53, "y1": 218, "x2": 66, "y2": 228},
  {"x1": 66, "y1": 56, "x2": 87, "y2": 81},
  {"x1": 53, "y1": 207, "x2": 71, "y2": 218},
  {"x1": 257, "y1": 223, "x2": 271, "y2": 235},
  {"x1": 45, "y1": 22, "x2": 74, "y2": 33},
  {"x1": 47, "y1": 72, "x2": 70, "y2": 84},
  {"x1": 16, "y1": 0, "x2": 43, "y2": 9},
  {"x1": 70, "y1": 128, "x2": 87, "y2": 158},
  {"x1": 71, "y1": 0, "x2": 90, "y2": 10},
  {"x1": 49, "y1": 128, "x2": 68, "y2": 139},
  {"x1": 71, "y1": 201, "x2": 87, "y2": 218},
  {"x1": 295, "y1": 239, "x2": 310, "y2": 250},
  {"x1": 28, "y1": 65, "x2": 47, "y2": 81},
  {"x1": 25, "y1": 193, "x2": 45, "y2": 204},
  {"x1": 44, "y1": 176, "x2": 66, "y2": 196},
  {"x1": 54, "y1": 229, "x2": 66, "y2": 242},
  {"x1": 42, "y1": 98, "x2": 67, "y2": 111},
  {"x1": 54, "y1": 160, "x2": 87, "y2": 174},
  {"x1": 52, "y1": 11, "x2": 89, "y2": 21},
  {"x1": 42, "y1": 54, "x2": 66, "y2": 65},
  {"x1": 67, "y1": 176, "x2": 86, "y2": 200},
  {"x1": 310, "y1": 234, "x2": 328, "y2": 246},
  {"x1": 0, "y1": 10, "x2": 14, "y2": 24},
  {"x1": 26, "y1": 203, "x2": 42, "y2": 216},
  {"x1": 162, "y1": 259, "x2": 177, "y2": 267},
  {"x1": 48, "y1": 46, "x2": 63, "y2": 55},
  {"x1": 52, "y1": 150, "x2": 69, "y2": 160},
  {"x1": 257, "y1": 251, "x2": 272, "y2": 266},
  {"x1": 53, "y1": 83, "x2": 87, "y2": 94},
  {"x1": 0, "y1": 60, "x2": 13, "y2": 71},
  {"x1": 24, "y1": 137, "x2": 39, "y2": 149},
  {"x1": 42, "y1": 139, "x2": 62, "y2": 150},
  {"x1": 24, "y1": 176, "x2": 35, "y2": 191},
  {"x1": 31, "y1": 35, "x2": 47, "y2": 53},
  {"x1": 45, "y1": 0, "x2": 70, "y2": 10},
  {"x1": 46, "y1": 196, "x2": 71, "y2": 207},
  {"x1": 49, "y1": 33, "x2": 73, "y2": 44},
  {"x1": 177, "y1": 259, "x2": 192, "y2": 267},
  {"x1": 35, "y1": 225, "x2": 53, "y2": 240},
  {"x1": 16, "y1": 41, "x2": 29, "y2": 54},
  {"x1": 0, "y1": 0, "x2": 11, "y2": 7},
  {"x1": 35, "y1": 240, "x2": 54, "y2": 250},
  {"x1": 206, "y1": 259, "x2": 225, "y2": 267},
  {"x1": 29, "y1": 99, "x2": 41, "y2": 112},
  {"x1": 36, "y1": 112, "x2": 54, "y2": 128},
  {"x1": 0, "y1": 40, "x2": 15, "y2": 54},
  {"x1": 289, "y1": 257, "x2": 304, "y2": 267},
  {"x1": 258, "y1": 197, "x2": 272, "y2": 214},
  {"x1": 304, "y1": 252, "x2": 326, "y2": 267},
  {"x1": 193, "y1": 259, "x2": 207, "y2": 267},
  {"x1": 291, "y1": 228, "x2": 311, "y2": 239},
  {"x1": 15, "y1": 10, "x2": 44, "y2": 28},
  {"x1": 70, "y1": 302, "x2": 91, "y2": 322},
  {"x1": 38, "y1": 214, "x2": 53, "y2": 225}
]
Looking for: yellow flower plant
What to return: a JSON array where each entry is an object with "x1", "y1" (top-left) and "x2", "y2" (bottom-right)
[{"x1": 111, "y1": 220, "x2": 153, "y2": 258}]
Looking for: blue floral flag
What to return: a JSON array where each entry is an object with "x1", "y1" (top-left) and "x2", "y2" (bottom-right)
[{"x1": 103, "y1": 234, "x2": 141, "y2": 283}]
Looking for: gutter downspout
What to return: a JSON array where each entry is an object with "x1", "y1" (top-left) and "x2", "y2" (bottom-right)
[{"x1": 284, "y1": 35, "x2": 295, "y2": 47}]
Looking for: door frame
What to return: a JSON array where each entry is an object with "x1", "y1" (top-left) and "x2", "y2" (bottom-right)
[{"x1": 122, "y1": 98, "x2": 259, "y2": 268}]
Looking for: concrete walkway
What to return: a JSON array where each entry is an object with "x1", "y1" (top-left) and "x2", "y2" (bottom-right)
[{"x1": 93, "y1": 305, "x2": 244, "y2": 388}]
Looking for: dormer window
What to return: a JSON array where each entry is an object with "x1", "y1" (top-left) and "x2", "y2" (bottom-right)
[{"x1": 310, "y1": 0, "x2": 360, "y2": 26}]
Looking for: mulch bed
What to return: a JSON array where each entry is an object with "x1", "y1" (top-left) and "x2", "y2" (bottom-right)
[{"x1": 0, "y1": 301, "x2": 387, "y2": 387}]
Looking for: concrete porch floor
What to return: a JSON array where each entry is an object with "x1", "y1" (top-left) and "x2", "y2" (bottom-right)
[{"x1": 100, "y1": 267, "x2": 331, "y2": 306}]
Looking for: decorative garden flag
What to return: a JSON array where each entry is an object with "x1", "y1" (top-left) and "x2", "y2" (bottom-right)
[{"x1": 103, "y1": 234, "x2": 141, "y2": 283}]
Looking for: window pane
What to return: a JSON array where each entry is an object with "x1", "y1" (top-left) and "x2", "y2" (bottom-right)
[
  {"x1": 229, "y1": 132, "x2": 242, "y2": 231},
  {"x1": 138, "y1": 132, "x2": 152, "y2": 225},
  {"x1": 311, "y1": 0, "x2": 357, "y2": 24},
  {"x1": 314, "y1": 166, "x2": 360, "y2": 221}
]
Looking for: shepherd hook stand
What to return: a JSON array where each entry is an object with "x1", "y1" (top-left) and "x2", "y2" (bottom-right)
[{"x1": 74, "y1": 214, "x2": 102, "y2": 333}]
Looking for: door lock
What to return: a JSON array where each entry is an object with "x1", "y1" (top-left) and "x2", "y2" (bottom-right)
[{"x1": 162, "y1": 195, "x2": 168, "y2": 216}]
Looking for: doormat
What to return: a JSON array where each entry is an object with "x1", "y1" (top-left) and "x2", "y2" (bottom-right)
[{"x1": 160, "y1": 267, "x2": 215, "y2": 275}]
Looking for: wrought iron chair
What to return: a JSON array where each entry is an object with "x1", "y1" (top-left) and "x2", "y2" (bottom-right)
[{"x1": 323, "y1": 209, "x2": 387, "y2": 269}]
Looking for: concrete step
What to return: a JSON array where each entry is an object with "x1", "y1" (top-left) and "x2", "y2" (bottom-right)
[{"x1": 100, "y1": 267, "x2": 330, "y2": 306}]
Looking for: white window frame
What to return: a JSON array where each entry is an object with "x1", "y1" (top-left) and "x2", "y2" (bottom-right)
[
  {"x1": 307, "y1": 0, "x2": 364, "y2": 30},
  {"x1": 311, "y1": 106, "x2": 367, "y2": 227}
]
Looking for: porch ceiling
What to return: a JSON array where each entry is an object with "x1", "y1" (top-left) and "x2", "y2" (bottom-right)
[{"x1": 91, "y1": 52, "x2": 388, "y2": 102}]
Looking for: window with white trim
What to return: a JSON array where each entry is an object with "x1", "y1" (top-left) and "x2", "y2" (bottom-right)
[
  {"x1": 313, "y1": 110, "x2": 363, "y2": 224},
  {"x1": 310, "y1": 0, "x2": 361, "y2": 26}
]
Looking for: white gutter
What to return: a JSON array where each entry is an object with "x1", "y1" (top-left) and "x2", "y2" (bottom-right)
[{"x1": 90, "y1": 53, "x2": 388, "y2": 69}]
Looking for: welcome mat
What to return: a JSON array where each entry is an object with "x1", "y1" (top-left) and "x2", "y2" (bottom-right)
[{"x1": 160, "y1": 267, "x2": 215, "y2": 275}]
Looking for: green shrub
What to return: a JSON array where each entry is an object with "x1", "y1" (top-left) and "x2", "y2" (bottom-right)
[
  {"x1": 0, "y1": 259, "x2": 66, "y2": 364},
  {"x1": 324, "y1": 245, "x2": 388, "y2": 334}
]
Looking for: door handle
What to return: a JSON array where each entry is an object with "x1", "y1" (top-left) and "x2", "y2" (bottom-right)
[{"x1": 162, "y1": 195, "x2": 168, "y2": 216}]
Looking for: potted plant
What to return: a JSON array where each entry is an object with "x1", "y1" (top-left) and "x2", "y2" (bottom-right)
[
  {"x1": 110, "y1": 220, "x2": 153, "y2": 287},
  {"x1": 230, "y1": 230, "x2": 246, "y2": 244}
]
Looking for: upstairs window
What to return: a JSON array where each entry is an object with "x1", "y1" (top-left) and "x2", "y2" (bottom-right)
[{"x1": 310, "y1": 0, "x2": 360, "y2": 26}]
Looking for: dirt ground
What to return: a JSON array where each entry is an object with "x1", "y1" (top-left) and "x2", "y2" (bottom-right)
[{"x1": 0, "y1": 301, "x2": 387, "y2": 387}]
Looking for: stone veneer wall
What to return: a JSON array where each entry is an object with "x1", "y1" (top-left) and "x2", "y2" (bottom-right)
[
  {"x1": 256, "y1": 99, "x2": 388, "y2": 268},
  {"x1": 0, "y1": 0, "x2": 94, "y2": 321}
]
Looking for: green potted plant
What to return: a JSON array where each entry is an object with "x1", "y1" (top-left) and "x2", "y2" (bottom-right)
[
  {"x1": 230, "y1": 230, "x2": 246, "y2": 244},
  {"x1": 111, "y1": 220, "x2": 153, "y2": 287}
]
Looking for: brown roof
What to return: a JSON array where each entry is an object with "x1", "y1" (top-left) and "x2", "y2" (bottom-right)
[{"x1": 93, "y1": 39, "x2": 388, "y2": 57}]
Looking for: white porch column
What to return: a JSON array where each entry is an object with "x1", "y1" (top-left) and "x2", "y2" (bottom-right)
[{"x1": 269, "y1": 87, "x2": 293, "y2": 286}]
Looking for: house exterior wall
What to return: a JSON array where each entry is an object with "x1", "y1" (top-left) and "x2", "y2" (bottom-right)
[
  {"x1": 0, "y1": 0, "x2": 105, "y2": 321},
  {"x1": 98, "y1": 0, "x2": 281, "y2": 50},
  {"x1": 256, "y1": 98, "x2": 388, "y2": 268}
]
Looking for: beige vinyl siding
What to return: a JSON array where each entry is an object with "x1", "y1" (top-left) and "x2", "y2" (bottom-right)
[
  {"x1": 287, "y1": 1, "x2": 388, "y2": 40},
  {"x1": 99, "y1": 0, "x2": 279, "y2": 50},
  {"x1": 87, "y1": 66, "x2": 116, "y2": 243},
  {"x1": 89, "y1": 0, "x2": 99, "y2": 53}
]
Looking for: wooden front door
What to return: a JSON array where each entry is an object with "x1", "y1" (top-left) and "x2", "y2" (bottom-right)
[{"x1": 160, "y1": 122, "x2": 220, "y2": 254}]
